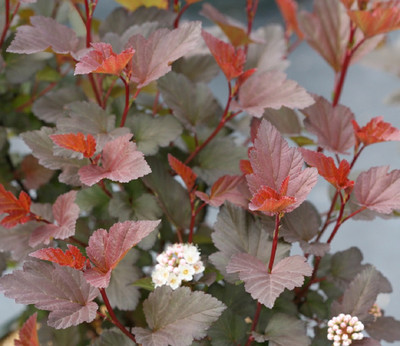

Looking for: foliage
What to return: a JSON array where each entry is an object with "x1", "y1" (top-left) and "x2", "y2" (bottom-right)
[{"x1": 0, "y1": 0, "x2": 399, "y2": 345}]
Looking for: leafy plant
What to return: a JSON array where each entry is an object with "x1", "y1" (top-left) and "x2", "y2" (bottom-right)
[{"x1": 0, "y1": 0, "x2": 399, "y2": 345}]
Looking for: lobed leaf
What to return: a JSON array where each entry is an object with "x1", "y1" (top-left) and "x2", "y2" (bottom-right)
[
  {"x1": 50, "y1": 133, "x2": 96, "y2": 159},
  {"x1": 92, "y1": 328, "x2": 135, "y2": 346},
  {"x1": 15, "y1": 313, "x2": 39, "y2": 346},
  {"x1": 230, "y1": 71, "x2": 314, "y2": 118},
  {"x1": 127, "y1": 21, "x2": 202, "y2": 88},
  {"x1": 7, "y1": 16, "x2": 79, "y2": 55},
  {"x1": 29, "y1": 191, "x2": 80, "y2": 246},
  {"x1": 354, "y1": 166, "x2": 400, "y2": 213},
  {"x1": 0, "y1": 260, "x2": 99, "y2": 329},
  {"x1": 79, "y1": 134, "x2": 151, "y2": 186},
  {"x1": 226, "y1": 253, "x2": 312, "y2": 308},
  {"x1": 275, "y1": 0, "x2": 304, "y2": 39},
  {"x1": 367, "y1": 316, "x2": 400, "y2": 342},
  {"x1": 168, "y1": 154, "x2": 197, "y2": 192},
  {"x1": 132, "y1": 286, "x2": 225, "y2": 345},
  {"x1": 84, "y1": 220, "x2": 160, "y2": 288},
  {"x1": 352, "y1": 116, "x2": 400, "y2": 146},
  {"x1": 19, "y1": 155, "x2": 54, "y2": 190},
  {"x1": 301, "y1": 95, "x2": 356, "y2": 154}
]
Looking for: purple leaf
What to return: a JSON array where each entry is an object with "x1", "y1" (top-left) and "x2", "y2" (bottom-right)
[
  {"x1": 7, "y1": 16, "x2": 80, "y2": 55},
  {"x1": 354, "y1": 166, "x2": 400, "y2": 213},
  {"x1": 79, "y1": 134, "x2": 151, "y2": 186},
  {"x1": 84, "y1": 220, "x2": 160, "y2": 288},
  {"x1": 230, "y1": 71, "x2": 314, "y2": 117},
  {"x1": 353, "y1": 338, "x2": 381, "y2": 346},
  {"x1": 29, "y1": 191, "x2": 80, "y2": 247},
  {"x1": 0, "y1": 260, "x2": 99, "y2": 329},
  {"x1": 367, "y1": 316, "x2": 400, "y2": 342},
  {"x1": 247, "y1": 119, "x2": 318, "y2": 215},
  {"x1": 302, "y1": 95, "x2": 356, "y2": 154},
  {"x1": 132, "y1": 286, "x2": 225, "y2": 345},
  {"x1": 126, "y1": 21, "x2": 201, "y2": 88},
  {"x1": 226, "y1": 253, "x2": 312, "y2": 308}
]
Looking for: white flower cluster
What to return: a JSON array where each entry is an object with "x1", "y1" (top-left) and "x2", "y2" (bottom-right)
[
  {"x1": 327, "y1": 314, "x2": 364, "y2": 346},
  {"x1": 151, "y1": 243, "x2": 205, "y2": 290}
]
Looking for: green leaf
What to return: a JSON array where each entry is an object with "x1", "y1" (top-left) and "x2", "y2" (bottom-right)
[
  {"x1": 5, "y1": 53, "x2": 48, "y2": 84},
  {"x1": 207, "y1": 310, "x2": 247, "y2": 345},
  {"x1": 252, "y1": 313, "x2": 310, "y2": 346},
  {"x1": 172, "y1": 55, "x2": 220, "y2": 83},
  {"x1": 195, "y1": 138, "x2": 246, "y2": 185},
  {"x1": 132, "y1": 277, "x2": 154, "y2": 291},
  {"x1": 158, "y1": 72, "x2": 221, "y2": 131},
  {"x1": 93, "y1": 328, "x2": 135, "y2": 346},
  {"x1": 127, "y1": 113, "x2": 182, "y2": 155},
  {"x1": 289, "y1": 136, "x2": 315, "y2": 147},
  {"x1": 76, "y1": 185, "x2": 110, "y2": 213},
  {"x1": 35, "y1": 66, "x2": 61, "y2": 82},
  {"x1": 210, "y1": 203, "x2": 289, "y2": 283},
  {"x1": 299, "y1": 290, "x2": 329, "y2": 320},
  {"x1": 132, "y1": 286, "x2": 226, "y2": 345}
]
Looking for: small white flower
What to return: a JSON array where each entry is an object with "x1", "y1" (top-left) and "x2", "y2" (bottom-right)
[
  {"x1": 327, "y1": 313, "x2": 364, "y2": 346},
  {"x1": 183, "y1": 245, "x2": 200, "y2": 264},
  {"x1": 167, "y1": 273, "x2": 181, "y2": 290},
  {"x1": 178, "y1": 263, "x2": 195, "y2": 281}
]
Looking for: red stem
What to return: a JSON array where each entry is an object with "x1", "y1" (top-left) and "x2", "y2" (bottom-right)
[
  {"x1": 268, "y1": 214, "x2": 281, "y2": 272},
  {"x1": 184, "y1": 81, "x2": 233, "y2": 164},
  {"x1": 188, "y1": 196, "x2": 196, "y2": 243},
  {"x1": 100, "y1": 288, "x2": 137, "y2": 343},
  {"x1": 102, "y1": 77, "x2": 118, "y2": 109},
  {"x1": 0, "y1": 0, "x2": 20, "y2": 48},
  {"x1": 245, "y1": 302, "x2": 262, "y2": 346},
  {"x1": 244, "y1": 0, "x2": 259, "y2": 56},
  {"x1": 316, "y1": 191, "x2": 339, "y2": 242},
  {"x1": 119, "y1": 77, "x2": 130, "y2": 127},
  {"x1": 84, "y1": 0, "x2": 92, "y2": 48},
  {"x1": 173, "y1": 3, "x2": 190, "y2": 28}
]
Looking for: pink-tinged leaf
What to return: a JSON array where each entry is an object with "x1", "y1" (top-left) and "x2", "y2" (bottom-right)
[
  {"x1": 15, "y1": 313, "x2": 39, "y2": 346},
  {"x1": 0, "y1": 260, "x2": 99, "y2": 329},
  {"x1": 354, "y1": 166, "x2": 400, "y2": 214},
  {"x1": 302, "y1": 95, "x2": 356, "y2": 154},
  {"x1": 230, "y1": 71, "x2": 314, "y2": 117},
  {"x1": 348, "y1": 2, "x2": 400, "y2": 38},
  {"x1": 168, "y1": 154, "x2": 197, "y2": 192},
  {"x1": 30, "y1": 244, "x2": 88, "y2": 271},
  {"x1": 300, "y1": 149, "x2": 354, "y2": 191},
  {"x1": 201, "y1": 31, "x2": 245, "y2": 81},
  {"x1": 0, "y1": 184, "x2": 33, "y2": 228},
  {"x1": 195, "y1": 175, "x2": 249, "y2": 208},
  {"x1": 75, "y1": 43, "x2": 135, "y2": 76},
  {"x1": 19, "y1": 155, "x2": 54, "y2": 190},
  {"x1": 201, "y1": 3, "x2": 255, "y2": 47},
  {"x1": 249, "y1": 177, "x2": 297, "y2": 214},
  {"x1": 352, "y1": 116, "x2": 400, "y2": 147},
  {"x1": 29, "y1": 191, "x2": 79, "y2": 247},
  {"x1": 246, "y1": 120, "x2": 318, "y2": 215},
  {"x1": 7, "y1": 16, "x2": 79, "y2": 54},
  {"x1": 226, "y1": 253, "x2": 312, "y2": 308},
  {"x1": 84, "y1": 220, "x2": 160, "y2": 288},
  {"x1": 299, "y1": 0, "x2": 383, "y2": 72},
  {"x1": 276, "y1": 0, "x2": 304, "y2": 39},
  {"x1": 78, "y1": 134, "x2": 151, "y2": 186},
  {"x1": 50, "y1": 133, "x2": 96, "y2": 158},
  {"x1": 126, "y1": 21, "x2": 201, "y2": 88}
]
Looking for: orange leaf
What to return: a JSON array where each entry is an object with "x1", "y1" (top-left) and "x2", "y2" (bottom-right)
[
  {"x1": 0, "y1": 184, "x2": 33, "y2": 228},
  {"x1": 168, "y1": 154, "x2": 197, "y2": 191},
  {"x1": 352, "y1": 116, "x2": 400, "y2": 146},
  {"x1": 275, "y1": 0, "x2": 304, "y2": 39},
  {"x1": 50, "y1": 132, "x2": 96, "y2": 158},
  {"x1": 348, "y1": 1, "x2": 400, "y2": 37},
  {"x1": 15, "y1": 313, "x2": 39, "y2": 346},
  {"x1": 30, "y1": 245, "x2": 88, "y2": 271}
]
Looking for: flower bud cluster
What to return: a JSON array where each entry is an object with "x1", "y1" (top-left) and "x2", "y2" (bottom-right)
[
  {"x1": 151, "y1": 243, "x2": 205, "y2": 290},
  {"x1": 327, "y1": 314, "x2": 364, "y2": 346},
  {"x1": 368, "y1": 303, "x2": 382, "y2": 320}
]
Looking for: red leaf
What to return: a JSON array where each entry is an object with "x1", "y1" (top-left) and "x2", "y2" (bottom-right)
[
  {"x1": 127, "y1": 22, "x2": 201, "y2": 88},
  {"x1": 29, "y1": 191, "x2": 80, "y2": 246},
  {"x1": 15, "y1": 313, "x2": 39, "y2": 346},
  {"x1": 201, "y1": 31, "x2": 245, "y2": 81},
  {"x1": 30, "y1": 244, "x2": 88, "y2": 271},
  {"x1": 240, "y1": 159, "x2": 253, "y2": 175},
  {"x1": 354, "y1": 166, "x2": 400, "y2": 213},
  {"x1": 75, "y1": 43, "x2": 135, "y2": 76},
  {"x1": 0, "y1": 261, "x2": 99, "y2": 329},
  {"x1": 247, "y1": 120, "x2": 318, "y2": 215},
  {"x1": 19, "y1": 155, "x2": 54, "y2": 190},
  {"x1": 201, "y1": 3, "x2": 254, "y2": 47},
  {"x1": 195, "y1": 175, "x2": 249, "y2": 208},
  {"x1": 230, "y1": 71, "x2": 314, "y2": 117},
  {"x1": 352, "y1": 116, "x2": 400, "y2": 147},
  {"x1": 84, "y1": 220, "x2": 160, "y2": 288},
  {"x1": 302, "y1": 95, "x2": 356, "y2": 154},
  {"x1": 78, "y1": 134, "x2": 151, "y2": 186},
  {"x1": 226, "y1": 253, "x2": 312, "y2": 308},
  {"x1": 0, "y1": 184, "x2": 33, "y2": 228},
  {"x1": 348, "y1": 1, "x2": 400, "y2": 38},
  {"x1": 249, "y1": 177, "x2": 297, "y2": 214},
  {"x1": 276, "y1": 0, "x2": 304, "y2": 39},
  {"x1": 50, "y1": 132, "x2": 96, "y2": 158},
  {"x1": 300, "y1": 149, "x2": 354, "y2": 191},
  {"x1": 168, "y1": 154, "x2": 197, "y2": 192}
]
